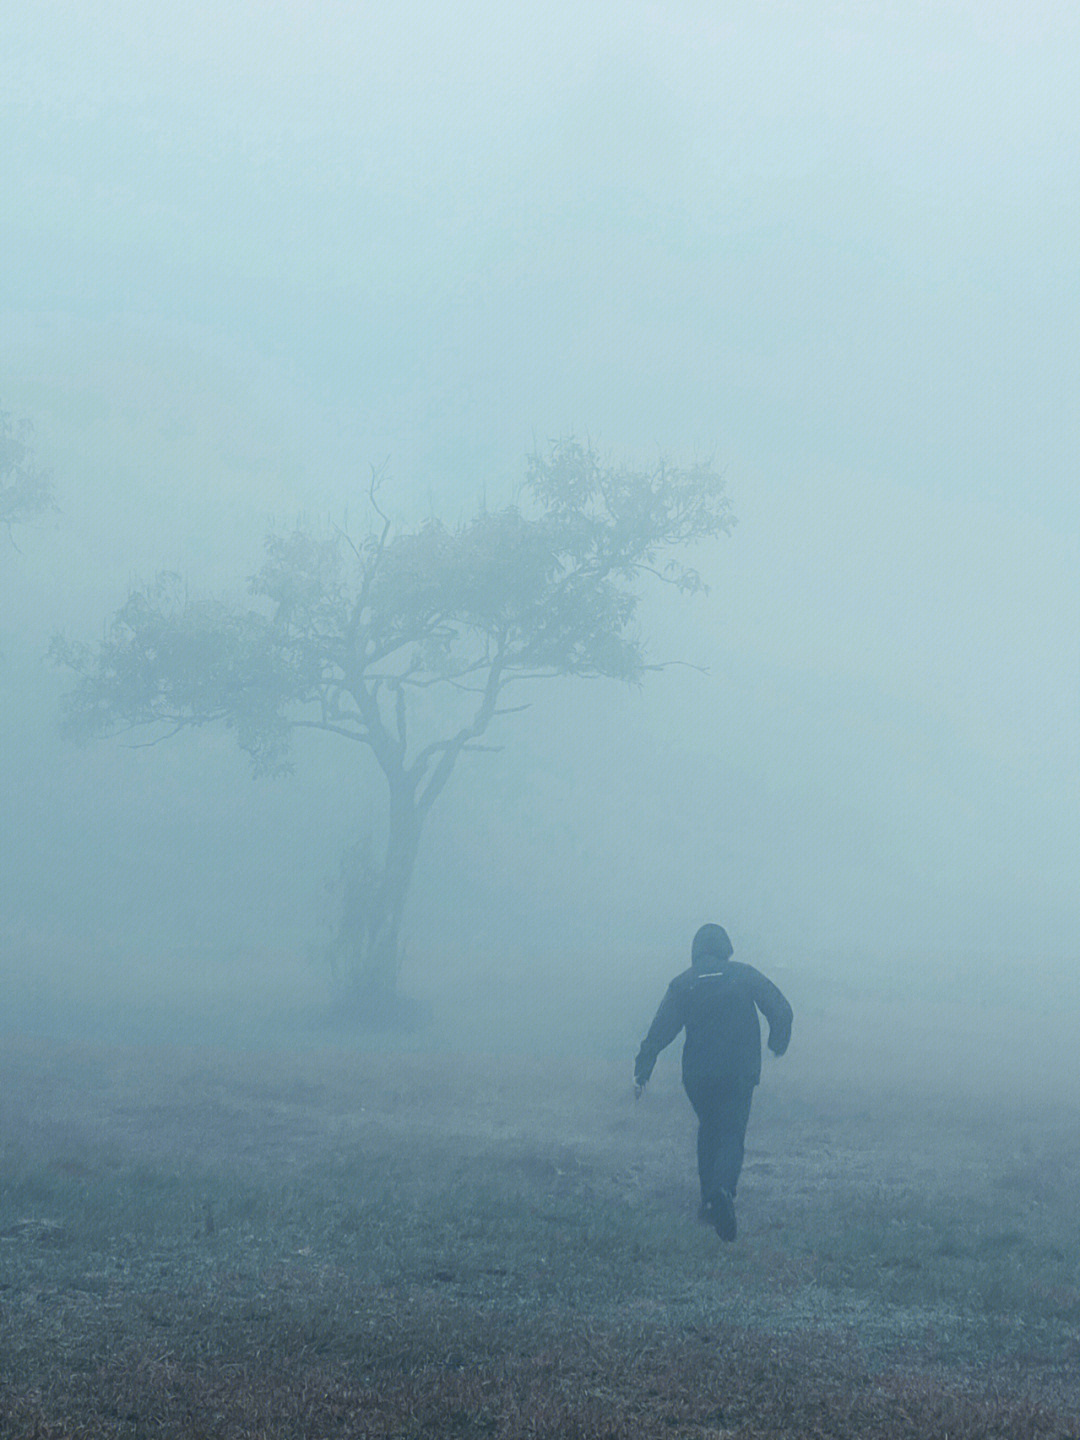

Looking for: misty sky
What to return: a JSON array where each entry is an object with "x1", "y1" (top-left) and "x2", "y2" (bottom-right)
[{"x1": 1, "y1": 2, "x2": 1077, "y2": 1010}]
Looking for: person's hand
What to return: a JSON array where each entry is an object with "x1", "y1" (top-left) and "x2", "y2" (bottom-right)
[{"x1": 634, "y1": 1083, "x2": 645, "y2": 1100}]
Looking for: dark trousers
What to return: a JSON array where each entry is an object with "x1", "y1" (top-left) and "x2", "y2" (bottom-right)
[{"x1": 683, "y1": 1075, "x2": 755, "y2": 1201}]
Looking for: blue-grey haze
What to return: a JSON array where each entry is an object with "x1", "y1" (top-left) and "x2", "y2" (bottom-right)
[{"x1": 1, "y1": 2, "x2": 1077, "y2": 1049}]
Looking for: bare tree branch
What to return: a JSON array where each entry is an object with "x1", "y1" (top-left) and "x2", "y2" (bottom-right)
[
  {"x1": 640, "y1": 660, "x2": 710, "y2": 675},
  {"x1": 346, "y1": 458, "x2": 393, "y2": 652},
  {"x1": 291, "y1": 719, "x2": 368, "y2": 742},
  {"x1": 394, "y1": 682, "x2": 407, "y2": 755},
  {"x1": 123, "y1": 722, "x2": 191, "y2": 748}
]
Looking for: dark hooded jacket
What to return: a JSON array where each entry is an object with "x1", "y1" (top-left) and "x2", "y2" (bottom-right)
[{"x1": 634, "y1": 927, "x2": 792, "y2": 1088}]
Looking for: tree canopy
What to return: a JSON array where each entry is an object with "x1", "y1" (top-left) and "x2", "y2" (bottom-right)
[{"x1": 1, "y1": 406, "x2": 55, "y2": 542}]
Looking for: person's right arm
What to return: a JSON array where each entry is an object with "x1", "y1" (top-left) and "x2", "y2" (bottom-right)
[{"x1": 634, "y1": 983, "x2": 685, "y2": 1087}]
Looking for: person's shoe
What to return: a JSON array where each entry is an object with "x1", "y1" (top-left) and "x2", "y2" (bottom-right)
[{"x1": 711, "y1": 1189, "x2": 737, "y2": 1242}]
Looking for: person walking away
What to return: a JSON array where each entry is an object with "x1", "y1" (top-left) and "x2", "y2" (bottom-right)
[{"x1": 634, "y1": 923, "x2": 792, "y2": 1242}]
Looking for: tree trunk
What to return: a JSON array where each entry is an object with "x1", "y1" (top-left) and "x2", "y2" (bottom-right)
[
  {"x1": 328, "y1": 675, "x2": 487, "y2": 1027},
  {"x1": 332, "y1": 777, "x2": 423, "y2": 1024}
]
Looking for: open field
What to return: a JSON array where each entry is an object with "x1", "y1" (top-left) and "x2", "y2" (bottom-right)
[{"x1": 1, "y1": 1025, "x2": 1079, "y2": 1439}]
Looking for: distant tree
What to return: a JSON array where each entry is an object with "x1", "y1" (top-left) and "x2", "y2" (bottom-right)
[
  {"x1": 1, "y1": 406, "x2": 56, "y2": 544},
  {"x1": 53, "y1": 440, "x2": 734, "y2": 1021}
]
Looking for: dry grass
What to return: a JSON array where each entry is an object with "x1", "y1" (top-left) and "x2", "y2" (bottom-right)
[{"x1": 1, "y1": 1035, "x2": 1078, "y2": 1438}]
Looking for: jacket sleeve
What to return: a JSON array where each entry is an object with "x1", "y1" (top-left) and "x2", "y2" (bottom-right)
[
  {"x1": 634, "y1": 983, "x2": 685, "y2": 1084},
  {"x1": 746, "y1": 966, "x2": 793, "y2": 1056}
]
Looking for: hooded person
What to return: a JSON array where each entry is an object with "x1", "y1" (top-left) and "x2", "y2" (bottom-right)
[{"x1": 634, "y1": 924, "x2": 792, "y2": 1241}]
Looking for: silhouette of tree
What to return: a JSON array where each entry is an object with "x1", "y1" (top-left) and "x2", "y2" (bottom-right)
[
  {"x1": 1, "y1": 406, "x2": 55, "y2": 546},
  {"x1": 54, "y1": 439, "x2": 734, "y2": 1020}
]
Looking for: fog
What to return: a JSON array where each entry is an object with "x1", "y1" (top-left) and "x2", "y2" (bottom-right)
[{"x1": 2, "y1": 1, "x2": 1077, "y2": 1067}]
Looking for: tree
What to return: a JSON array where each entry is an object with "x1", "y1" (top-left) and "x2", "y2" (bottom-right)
[
  {"x1": 1, "y1": 406, "x2": 56, "y2": 544},
  {"x1": 53, "y1": 439, "x2": 734, "y2": 1020}
]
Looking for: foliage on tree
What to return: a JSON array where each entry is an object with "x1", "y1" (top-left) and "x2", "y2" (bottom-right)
[
  {"x1": 1, "y1": 406, "x2": 56, "y2": 541},
  {"x1": 53, "y1": 440, "x2": 734, "y2": 1018}
]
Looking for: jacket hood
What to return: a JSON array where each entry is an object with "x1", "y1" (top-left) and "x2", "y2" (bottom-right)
[{"x1": 691, "y1": 923, "x2": 733, "y2": 968}]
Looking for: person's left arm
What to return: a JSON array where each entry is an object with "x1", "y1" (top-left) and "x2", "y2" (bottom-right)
[{"x1": 744, "y1": 966, "x2": 793, "y2": 1055}]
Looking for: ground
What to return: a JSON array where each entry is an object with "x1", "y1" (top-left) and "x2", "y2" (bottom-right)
[{"x1": 1, "y1": 1027, "x2": 1078, "y2": 1438}]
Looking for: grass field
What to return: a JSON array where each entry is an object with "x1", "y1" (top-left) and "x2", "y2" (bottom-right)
[{"x1": 1, "y1": 1018, "x2": 1078, "y2": 1438}]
